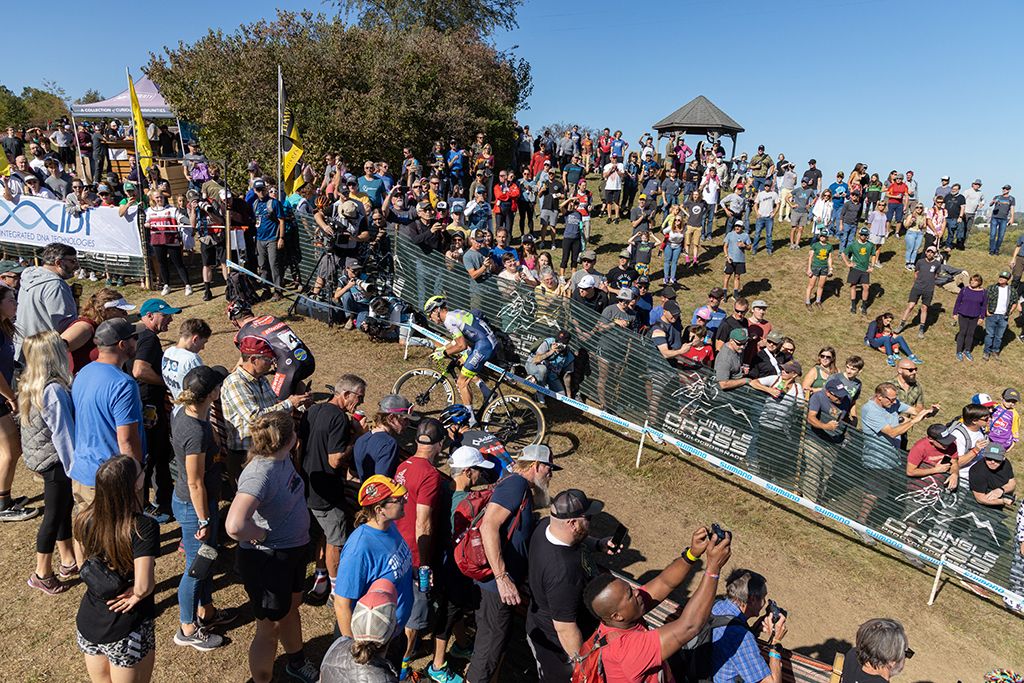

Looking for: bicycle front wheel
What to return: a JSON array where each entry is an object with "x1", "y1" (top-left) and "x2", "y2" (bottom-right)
[
  {"x1": 480, "y1": 395, "x2": 546, "y2": 451},
  {"x1": 393, "y1": 368, "x2": 457, "y2": 420}
]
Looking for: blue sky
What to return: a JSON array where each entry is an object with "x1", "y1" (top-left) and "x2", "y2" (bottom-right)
[{"x1": 4, "y1": 0, "x2": 1021, "y2": 195}]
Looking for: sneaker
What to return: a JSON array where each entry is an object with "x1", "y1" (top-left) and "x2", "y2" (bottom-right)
[
  {"x1": 917, "y1": 326, "x2": 925, "y2": 338},
  {"x1": 983, "y1": 353, "x2": 991, "y2": 361},
  {"x1": 284, "y1": 658, "x2": 319, "y2": 683},
  {"x1": 448, "y1": 642, "x2": 474, "y2": 660},
  {"x1": 0, "y1": 504, "x2": 40, "y2": 522},
  {"x1": 202, "y1": 289, "x2": 213, "y2": 302},
  {"x1": 994, "y1": 352, "x2": 1001, "y2": 362},
  {"x1": 304, "y1": 575, "x2": 330, "y2": 604},
  {"x1": 886, "y1": 355, "x2": 896, "y2": 367},
  {"x1": 344, "y1": 319, "x2": 355, "y2": 330},
  {"x1": 956, "y1": 352, "x2": 964, "y2": 362},
  {"x1": 909, "y1": 354, "x2": 924, "y2": 365},
  {"x1": 184, "y1": 284, "x2": 194, "y2": 296},
  {"x1": 197, "y1": 607, "x2": 239, "y2": 629},
  {"x1": 174, "y1": 626, "x2": 225, "y2": 651},
  {"x1": 143, "y1": 504, "x2": 173, "y2": 524},
  {"x1": 88, "y1": 271, "x2": 98, "y2": 281},
  {"x1": 427, "y1": 663, "x2": 465, "y2": 683},
  {"x1": 905, "y1": 263, "x2": 913, "y2": 271},
  {"x1": 57, "y1": 563, "x2": 79, "y2": 580},
  {"x1": 27, "y1": 573, "x2": 69, "y2": 595},
  {"x1": 161, "y1": 284, "x2": 171, "y2": 296},
  {"x1": 964, "y1": 351, "x2": 974, "y2": 362},
  {"x1": 399, "y1": 659, "x2": 414, "y2": 681},
  {"x1": 1019, "y1": 334, "x2": 1024, "y2": 343}
]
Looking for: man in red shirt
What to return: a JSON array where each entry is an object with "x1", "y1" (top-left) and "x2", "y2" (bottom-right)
[
  {"x1": 582, "y1": 526, "x2": 732, "y2": 682},
  {"x1": 885, "y1": 173, "x2": 909, "y2": 228},
  {"x1": 906, "y1": 423, "x2": 957, "y2": 492},
  {"x1": 597, "y1": 127, "x2": 613, "y2": 169},
  {"x1": 393, "y1": 418, "x2": 454, "y2": 681}
]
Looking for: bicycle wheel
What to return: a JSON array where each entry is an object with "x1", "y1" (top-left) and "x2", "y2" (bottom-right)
[
  {"x1": 393, "y1": 368, "x2": 457, "y2": 419},
  {"x1": 480, "y1": 394, "x2": 546, "y2": 450}
]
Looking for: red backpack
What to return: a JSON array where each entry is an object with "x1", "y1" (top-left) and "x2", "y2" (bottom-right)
[
  {"x1": 451, "y1": 482, "x2": 529, "y2": 581},
  {"x1": 571, "y1": 629, "x2": 622, "y2": 683}
]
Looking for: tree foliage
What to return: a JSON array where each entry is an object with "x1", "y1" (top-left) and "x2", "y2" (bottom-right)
[
  {"x1": 147, "y1": 11, "x2": 531, "y2": 188},
  {"x1": 0, "y1": 86, "x2": 28, "y2": 127},
  {"x1": 336, "y1": 0, "x2": 522, "y2": 36},
  {"x1": 20, "y1": 84, "x2": 69, "y2": 125},
  {"x1": 75, "y1": 89, "x2": 105, "y2": 105}
]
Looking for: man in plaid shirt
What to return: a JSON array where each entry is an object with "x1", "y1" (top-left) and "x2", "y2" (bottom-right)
[{"x1": 221, "y1": 336, "x2": 311, "y2": 480}]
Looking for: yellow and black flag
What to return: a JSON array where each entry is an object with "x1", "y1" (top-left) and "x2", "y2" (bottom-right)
[{"x1": 278, "y1": 66, "x2": 304, "y2": 196}]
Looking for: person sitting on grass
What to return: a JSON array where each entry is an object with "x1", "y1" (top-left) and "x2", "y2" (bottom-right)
[{"x1": 864, "y1": 312, "x2": 923, "y2": 367}]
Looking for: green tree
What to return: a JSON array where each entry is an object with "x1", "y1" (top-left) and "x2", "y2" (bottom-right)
[
  {"x1": 0, "y1": 86, "x2": 28, "y2": 128},
  {"x1": 20, "y1": 85, "x2": 69, "y2": 125},
  {"x1": 336, "y1": 0, "x2": 523, "y2": 35},
  {"x1": 147, "y1": 10, "x2": 531, "y2": 188},
  {"x1": 75, "y1": 89, "x2": 105, "y2": 105}
]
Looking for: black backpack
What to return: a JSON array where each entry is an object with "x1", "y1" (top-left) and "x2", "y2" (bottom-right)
[
  {"x1": 226, "y1": 270, "x2": 259, "y2": 308},
  {"x1": 670, "y1": 613, "x2": 746, "y2": 683}
]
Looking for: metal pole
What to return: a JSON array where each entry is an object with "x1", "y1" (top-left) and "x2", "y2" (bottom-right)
[
  {"x1": 635, "y1": 419, "x2": 649, "y2": 468},
  {"x1": 127, "y1": 68, "x2": 151, "y2": 290},
  {"x1": 277, "y1": 65, "x2": 282, "y2": 195},
  {"x1": 224, "y1": 157, "x2": 232, "y2": 282},
  {"x1": 175, "y1": 117, "x2": 186, "y2": 158},
  {"x1": 69, "y1": 112, "x2": 85, "y2": 181}
]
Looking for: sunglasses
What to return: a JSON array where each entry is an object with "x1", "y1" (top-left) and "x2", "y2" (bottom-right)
[{"x1": 819, "y1": 354, "x2": 833, "y2": 359}]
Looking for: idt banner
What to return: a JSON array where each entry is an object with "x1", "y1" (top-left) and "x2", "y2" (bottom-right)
[{"x1": 0, "y1": 196, "x2": 144, "y2": 258}]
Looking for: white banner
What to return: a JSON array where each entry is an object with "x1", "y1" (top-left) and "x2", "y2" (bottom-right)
[{"x1": 0, "y1": 196, "x2": 144, "y2": 258}]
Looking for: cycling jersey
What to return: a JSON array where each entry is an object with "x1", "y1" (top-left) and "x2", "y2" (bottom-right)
[
  {"x1": 443, "y1": 309, "x2": 497, "y2": 377},
  {"x1": 234, "y1": 315, "x2": 316, "y2": 398}
]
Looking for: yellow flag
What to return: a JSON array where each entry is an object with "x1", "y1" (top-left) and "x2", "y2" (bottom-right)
[
  {"x1": 280, "y1": 78, "x2": 304, "y2": 196},
  {"x1": 0, "y1": 151, "x2": 9, "y2": 178},
  {"x1": 128, "y1": 72, "x2": 153, "y2": 175}
]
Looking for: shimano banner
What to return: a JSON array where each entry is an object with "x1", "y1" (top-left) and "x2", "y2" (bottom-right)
[
  {"x1": 390, "y1": 232, "x2": 1024, "y2": 608},
  {"x1": 0, "y1": 196, "x2": 144, "y2": 257}
]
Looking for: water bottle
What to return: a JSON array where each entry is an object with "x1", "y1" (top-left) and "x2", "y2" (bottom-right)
[{"x1": 417, "y1": 566, "x2": 431, "y2": 593}]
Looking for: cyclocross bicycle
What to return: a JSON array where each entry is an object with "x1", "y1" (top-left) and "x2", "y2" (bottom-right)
[{"x1": 393, "y1": 355, "x2": 546, "y2": 450}]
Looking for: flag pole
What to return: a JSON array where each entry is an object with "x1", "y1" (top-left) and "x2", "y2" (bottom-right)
[
  {"x1": 126, "y1": 67, "x2": 151, "y2": 290},
  {"x1": 277, "y1": 65, "x2": 282, "y2": 196}
]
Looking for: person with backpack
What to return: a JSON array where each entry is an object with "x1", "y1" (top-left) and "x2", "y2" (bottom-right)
[
  {"x1": 709, "y1": 569, "x2": 788, "y2": 683},
  {"x1": 578, "y1": 525, "x2": 731, "y2": 683},
  {"x1": 464, "y1": 445, "x2": 558, "y2": 683}
]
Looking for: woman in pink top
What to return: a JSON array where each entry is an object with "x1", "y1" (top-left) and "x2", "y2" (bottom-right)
[{"x1": 924, "y1": 195, "x2": 947, "y2": 252}]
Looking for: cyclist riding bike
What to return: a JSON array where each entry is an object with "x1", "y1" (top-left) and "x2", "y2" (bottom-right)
[
  {"x1": 423, "y1": 295, "x2": 497, "y2": 410},
  {"x1": 228, "y1": 300, "x2": 316, "y2": 399}
]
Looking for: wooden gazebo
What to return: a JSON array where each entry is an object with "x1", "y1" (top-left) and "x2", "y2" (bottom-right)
[{"x1": 652, "y1": 95, "x2": 745, "y2": 159}]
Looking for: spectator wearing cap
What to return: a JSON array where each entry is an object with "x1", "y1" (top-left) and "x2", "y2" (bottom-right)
[
  {"x1": 170, "y1": 365, "x2": 234, "y2": 651},
  {"x1": 466, "y1": 444, "x2": 558, "y2": 683},
  {"x1": 247, "y1": 178, "x2": 286, "y2": 300},
  {"x1": 692, "y1": 288, "x2": 728, "y2": 342},
  {"x1": 842, "y1": 227, "x2": 875, "y2": 316},
  {"x1": 802, "y1": 377, "x2": 853, "y2": 500},
  {"x1": 983, "y1": 270, "x2": 1019, "y2": 360},
  {"x1": 320, "y1": 579, "x2": 401, "y2": 683},
  {"x1": 332, "y1": 258, "x2": 372, "y2": 330},
  {"x1": 14, "y1": 242, "x2": 78, "y2": 361},
  {"x1": 970, "y1": 444, "x2": 1016, "y2": 509},
  {"x1": 840, "y1": 618, "x2": 912, "y2": 683},
  {"x1": 988, "y1": 184, "x2": 1016, "y2": 255},
  {"x1": 526, "y1": 330, "x2": 577, "y2": 403},
  {"x1": 570, "y1": 273, "x2": 609, "y2": 314},
  {"x1": 568, "y1": 249, "x2": 606, "y2": 292},
  {"x1": 583, "y1": 526, "x2": 730, "y2": 682},
  {"x1": 750, "y1": 330, "x2": 785, "y2": 379},
  {"x1": 989, "y1": 388, "x2": 1020, "y2": 451},
  {"x1": 647, "y1": 286, "x2": 680, "y2": 330},
  {"x1": 884, "y1": 172, "x2": 909, "y2": 227},
  {"x1": 943, "y1": 182, "x2": 967, "y2": 250},
  {"x1": 226, "y1": 410, "x2": 318, "y2": 683},
  {"x1": 526, "y1": 489, "x2": 621, "y2": 682},
  {"x1": 353, "y1": 394, "x2": 414, "y2": 482},
  {"x1": 947, "y1": 403, "x2": 994, "y2": 491},
  {"x1": 21, "y1": 171, "x2": 56, "y2": 199},
  {"x1": 605, "y1": 249, "x2": 638, "y2": 290},
  {"x1": 745, "y1": 299, "x2": 772, "y2": 355},
  {"x1": 715, "y1": 296, "x2": 750, "y2": 353},
  {"x1": 221, "y1": 335, "x2": 311, "y2": 482},
  {"x1": 906, "y1": 424, "x2": 958, "y2": 493},
  {"x1": 464, "y1": 184, "x2": 493, "y2": 235},
  {"x1": 715, "y1": 328, "x2": 773, "y2": 396},
  {"x1": 335, "y1": 475, "x2": 413, "y2": 640},
  {"x1": 132, "y1": 298, "x2": 182, "y2": 521},
  {"x1": 391, "y1": 418, "x2": 456, "y2": 680},
  {"x1": 0, "y1": 259, "x2": 24, "y2": 291},
  {"x1": 650, "y1": 300, "x2": 692, "y2": 364},
  {"x1": 462, "y1": 228, "x2": 492, "y2": 282},
  {"x1": 298, "y1": 374, "x2": 367, "y2": 601},
  {"x1": 69, "y1": 318, "x2": 144, "y2": 506}
]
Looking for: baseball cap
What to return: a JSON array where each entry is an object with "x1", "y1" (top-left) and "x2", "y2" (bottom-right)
[
  {"x1": 123, "y1": 181, "x2": 137, "y2": 191},
  {"x1": 694, "y1": 307, "x2": 711, "y2": 321},
  {"x1": 733, "y1": 220, "x2": 745, "y2": 229},
  {"x1": 782, "y1": 361, "x2": 802, "y2": 375},
  {"x1": 659, "y1": 286, "x2": 677, "y2": 299},
  {"x1": 449, "y1": 446, "x2": 495, "y2": 470},
  {"x1": 0, "y1": 260, "x2": 26, "y2": 275},
  {"x1": 617, "y1": 287, "x2": 636, "y2": 301},
  {"x1": 139, "y1": 298, "x2": 182, "y2": 316},
  {"x1": 925, "y1": 245, "x2": 937, "y2": 253},
  {"x1": 1003, "y1": 184, "x2": 1011, "y2": 190},
  {"x1": 181, "y1": 365, "x2": 229, "y2": 398},
  {"x1": 708, "y1": 287, "x2": 726, "y2": 299},
  {"x1": 102, "y1": 297, "x2": 136, "y2": 312},
  {"x1": 246, "y1": 161, "x2": 260, "y2": 172},
  {"x1": 981, "y1": 443, "x2": 1007, "y2": 462},
  {"x1": 926, "y1": 424, "x2": 955, "y2": 447},
  {"x1": 578, "y1": 275, "x2": 597, "y2": 289},
  {"x1": 94, "y1": 318, "x2": 137, "y2": 346},
  {"x1": 971, "y1": 393, "x2": 996, "y2": 407},
  {"x1": 663, "y1": 300, "x2": 681, "y2": 316},
  {"x1": 941, "y1": 175, "x2": 950, "y2": 181},
  {"x1": 350, "y1": 578, "x2": 398, "y2": 644},
  {"x1": 551, "y1": 489, "x2": 603, "y2": 520},
  {"x1": 580, "y1": 249, "x2": 597, "y2": 261},
  {"x1": 973, "y1": 179, "x2": 982, "y2": 185},
  {"x1": 96, "y1": 183, "x2": 109, "y2": 193},
  {"x1": 858, "y1": 227, "x2": 870, "y2": 236},
  {"x1": 638, "y1": 194, "x2": 647, "y2": 200},
  {"x1": 345, "y1": 257, "x2": 363, "y2": 271},
  {"x1": 998, "y1": 271, "x2": 1011, "y2": 279},
  {"x1": 808, "y1": 158, "x2": 816, "y2": 164},
  {"x1": 474, "y1": 185, "x2": 486, "y2": 194},
  {"x1": 517, "y1": 444, "x2": 562, "y2": 470},
  {"x1": 252, "y1": 178, "x2": 267, "y2": 190},
  {"x1": 1002, "y1": 388, "x2": 1020, "y2": 403},
  {"x1": 618, "y1": 249, "x2": 631, "y2": 259},
  {"x1": 239, "y1": 335, "x2": 275, "y2": 359},
  {"x1": 729, "y1": 328, "x2": 749, "y2": 343},
  {"x1": 751, "y1": 299, "x2": 768, "y2": 309},
  {"x1": 379, "y1": 394, "x2": 413, "y2": 415},
  {"x1": 766, "y1": 330, "x2": 784, "y2": 344},
  {"x1": 415, "y1": 418, "x2": 445, "y2": 445},
  {"x1": 824, "y1": 377, "x2": 849, "y2": 399},
  {"x1": 358, "y1": 475, "x2": 407, "y2": 507}
]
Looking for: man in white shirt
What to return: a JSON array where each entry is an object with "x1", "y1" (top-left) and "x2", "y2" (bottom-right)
[
  {"x1": 945, "y1": 403, "x2": 993, "y2": 489},
  {"x1": 602, "y1": 155, "x2": 625, "y2": 224},
  {"x1": 752, "y1": 183, "x2": 780, "y2": 255},
  {"x1": 962, "y1": 179, "x2": 985, "y2": 247},
  {"x1": 984, "y1": 271, "x2": 1019, "y2": 360},
  {"x1": 161, "y1": 318, "x2": 212, "y2": 412}
]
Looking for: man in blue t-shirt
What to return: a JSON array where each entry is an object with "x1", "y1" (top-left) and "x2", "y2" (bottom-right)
[
  {"x1": 70, "y1": 319, "x2": 146, "y2": 496},
  {"x1": 827, "y1": 172, "x2": 849, "y2": 231},
  {"x1": 247, "y1": 178, "x2": 286, "y2": 299},
  {"x1": 357, "y1": 160, "x2": 386, "y2": 209},
  {"x1": 467, "y1": 445, "x2": 558, "y2": 683}
]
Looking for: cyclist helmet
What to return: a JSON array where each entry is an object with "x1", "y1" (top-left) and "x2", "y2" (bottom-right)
[
  {"x1": 440, "y1": 403, "x2": 473, "y2": 427},
  {"x1": 423, "y1": 295, "x2": 447, "y2": 314}
]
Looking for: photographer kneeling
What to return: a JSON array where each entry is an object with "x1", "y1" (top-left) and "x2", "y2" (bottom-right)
[
  {"x1": 525, "y1": 330, "x2": 577, "y2": 405},
  {"x1": 710, "y1": 569, "x2": 787, "y2": 683}
]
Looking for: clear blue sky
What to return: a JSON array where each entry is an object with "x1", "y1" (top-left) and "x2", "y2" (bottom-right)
[{"x1": 4, "y1": 0, "x2": 1021, "y2": 194}]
